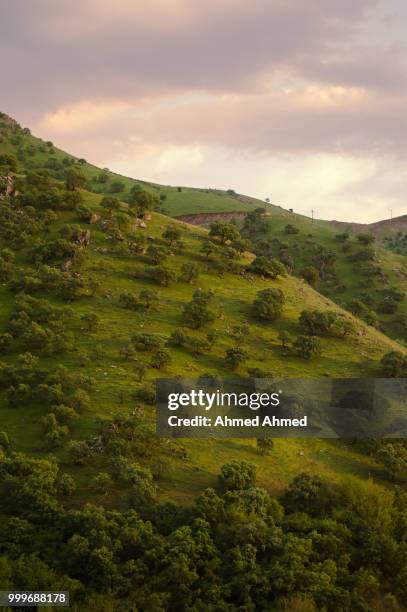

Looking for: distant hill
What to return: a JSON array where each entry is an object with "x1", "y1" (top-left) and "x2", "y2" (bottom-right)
[
  {"x1": 330, "y1": 214, "x2": 407, "y2": 241},
  {"x1": 330, "y1": 214, "x2": 407, "y2": 257}
]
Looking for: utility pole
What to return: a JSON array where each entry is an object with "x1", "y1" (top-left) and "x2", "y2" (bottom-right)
[
  {"x1": 311, "y1": 209, "x2": 314, "y2": 223},
  {"x1": 390, "y1": 209, "x2": 393, "y2": 225}
]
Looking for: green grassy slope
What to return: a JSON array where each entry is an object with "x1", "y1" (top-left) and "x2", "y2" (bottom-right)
[
  {"x1": 236, "y1": 210, "x2": 407, "y2": 344},
  {"x1": 0, "y1": 181, "x2": 405, "y2": 506},
  {"x1": 3, "y1": 111, "x2": 406, "y2": 347}
]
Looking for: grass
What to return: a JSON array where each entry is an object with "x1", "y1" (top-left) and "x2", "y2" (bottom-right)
[
  {"x1": 0, "y1": 184, "x2": 405, "y2": 506},
  {"x1": 1, "y1": 111, "x2": 406, "y2": 506},
  {"x1": 233, "y1": 209, "x2": 407, "y2": 344}
]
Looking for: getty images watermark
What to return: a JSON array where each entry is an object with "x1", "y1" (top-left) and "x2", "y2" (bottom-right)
[
  {"x1": 156, "y1": 378, "x2": 407, "y2": 438},
  {"x1": 166, "y1": 388, "x2": 307, "y2": 429}
]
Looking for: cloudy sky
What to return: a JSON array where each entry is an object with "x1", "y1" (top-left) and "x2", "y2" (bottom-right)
[{"x1": 2, "y1": 0, "x2": 407, "y2": 222}]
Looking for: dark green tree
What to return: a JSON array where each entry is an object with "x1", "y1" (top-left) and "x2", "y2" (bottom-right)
[{"x1": 252, "y1": 288, "x2": 284, "y2": 321}]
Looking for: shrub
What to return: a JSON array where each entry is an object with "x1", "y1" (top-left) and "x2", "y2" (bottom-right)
[
  {"x1": 128, "y1": 468, "x2": 157, "y2": 509},
  {"x1": 151, "y1": 349, "x2": 171, "y2": 369},
  {"x1": 301, "y1": 266, "x2": 319, "y2": 287},
  {"x1": 57, "y1": 473, "x2": 76, "y2": 496},
  {"x1": 209, "y1": 221, "x2": 240, "y2": 244},
  {"x1": 225, "y1": 347, "x2": 247, "y2": 370},
  {"x1": 376, "y1": 444, "x2": 407, "y2": 482},
  {"x1": 0, "y1": 333, "x2": 12, "y2": 353},
  {"x1": 148, "y1": 265, "x2": 176, "y2": 287},
  {"x1": 119, "y1": 291, "x2": 140, "y2": 310},
  {"x1": 109, "y1": 180, "x2": 125, "y2": 193},
  {"x1": 299, "y1": 309, "x2": 337, "y2": 336},
  {"x1": 277, "y1": 330, "x2": 290, "y2": 351},
  {"x1": 348, "y1": 299, "x2": 378, "y2": 326},
  {"x1": 231, "y1": 238, "x2": 252, "y2": 254},
  {"x1": 41, "y1": 414, "x2": 69, "y2": 448},
  {"x1": 162, "y1": 226, "x2": 182, "y2": 245},
  {"x1": 53, "y1": 405, "x2": 79, "y2": 426},
  {"x1": 257, "y1": 436, "x2": 274, "y2": 455},
  {"x1": 381, "y1": 351, "x2": 407, "y2": 377},
  {"x1": 379, "y1": 297, "x2": 399, "y2": 314},
  {"x1": 133, "y1": 361, "x2": 147, "y2": 382},
  {"x1": 180, "y1": 262, "x2": 200, "y2": 283},
  {"x1": 335, "y1": 232, "x2": 349, "y2": 242},
  {"x1": 357, "y1": 233, "x2": 375, "y2": 245},
  {"x1": 182, "y1": 289, "x2": 216, "y2": 329},
  {"x1": 248, "y1": 256, "x2": 286, "y2": 279},
  {"x1": 68, "y1": 440, "x2": 92, "y2": 465},
  {"x1": 284, "y1": 223, "x2": 299, "y2": 234},
  {"x1": 247, "y1": 367, "x2": 272, "y2": 378},
  {"x1": 189, "y1": 337, "x2": 210, "y2": 357},
  {"x1": 0, "y1": 431, "x2": 10, "y2": 449},
  {"x1": 133, "y1": 384, "x2": 156, "y2": 404},
  {"x1": 293, "y1": 335, "x2": 321, "y2": 359},
  {"x1": 139, "y1": 289, "x2": 158, "y2": 310},
  {"x1": 76, "y1": 205, "x2": 93, "y2": 222},
  {"x1": 218, "y1": 460, "x2": 256, "y2": 491},
  {"x1": 131, "y1": 333, "x2": 161, "y2": 351},
  {"x1": 168, "y1": 328, "x2": 188, "y2": 347},
  {"x1": 81, "y1": 313, "x2": 99, "y2": 332},
  {"x1": 330, "y1": 317, "x2": 354, "y2": 337},
  {"x1": 146, "y1": 244, "x2": 168, "y2": 265},
  {"x1": 282, "y1": 473, "x2": 336, "y2": 515},
  {"x1": 252, "y1": 288, "x2": 284, "y2": 321},
  {"x1": 93, "y1": 472, "x2": 113, "y2": 492},
  {"x1": 119, "y1": 344, "x2": 136, "y2": 362}
]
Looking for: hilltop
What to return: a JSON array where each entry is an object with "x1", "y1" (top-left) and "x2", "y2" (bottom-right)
[
  {"x1": 330, "y1": 213, "x2": 407, "y2": 240},
  {"x1": 0, "y1": 111, "x2": 260, "y2": 217}
]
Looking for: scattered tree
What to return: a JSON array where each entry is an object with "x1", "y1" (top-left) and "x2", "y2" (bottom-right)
[
  {"x1": 225, "y1": 346, "x2": 248, "y2": 370},
  {"x1": 252, "y1": 288, "x2": 284, "y2": 321},
  {"x1": 293, "y1": 335, "x2": 321, "y2": 359}
]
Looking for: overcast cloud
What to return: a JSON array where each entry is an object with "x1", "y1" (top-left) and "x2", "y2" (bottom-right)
[{"x1": 1, "y1": 0, "x2": 407, "y2": 222}]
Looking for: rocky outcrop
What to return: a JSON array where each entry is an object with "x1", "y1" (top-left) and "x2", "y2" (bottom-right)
[{"x1": 0, "y1": 174, "x2": 15, "y2": 198}]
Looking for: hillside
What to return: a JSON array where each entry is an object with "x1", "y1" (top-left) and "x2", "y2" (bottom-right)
[
  {"x1": 330, "y1": 214, "x2": 407, "y2": 257},
  {"x1": 179, "y1": 206, "x2": 407, "y2": 345},
  {"x1": 1, "y1": 110, "x2": 407, "y2": 495},
  {"x1": 330, "y1": 213, "x2": 407, "y2": 241},
  {"x1": 0, "y1": 112, "x2": 260, "y2": 217},
  {"x1": 2, "y1": 115, "x2": 407, "y2": 609},
  {"x1": 0, "y1": 182, "x2": 404, "y2": 493},
  {"x1": 3, "y1": 112, "x2": 407, "y2": 346}
]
